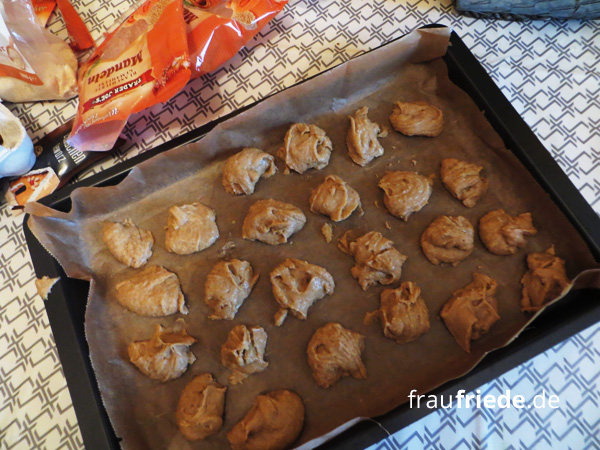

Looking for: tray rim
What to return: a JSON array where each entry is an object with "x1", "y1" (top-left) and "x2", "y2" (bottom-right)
[{"x1": 24, "y1": 25, "x2": 600, "y2": 450}]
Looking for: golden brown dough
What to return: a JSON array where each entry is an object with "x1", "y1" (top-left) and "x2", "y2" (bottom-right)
[
  {"x1": 421, "y1": 216, "x2": 474, "y2": 266},
  {"x1": 205, "y1": 259, "x2": 259, "y2": 320},
  {"x1": 349, "y1": 231, "x2": 407, "y2": 290},
  {"x1": 128, "y1": 320, "x2": 196, "y2": 381},
  {"x1": 115, "y1": 265, "x2": 188, "y2": 316},
  {"x1": 102, "y1": 218, "x2": 154, "y2": 268},
  {"x1": 441, "y1": 158, "x2": 488, "y2": 208},
  {"x1": 440, "y1": 273, "x2": 500, "y2": 353},
  {"x1": 227, "y1": 390, "x2": 304, "y2": 450},
  {"x1": 176, "y1": 373, "x2": 226, "y2": 441},
  {"x1": 222, "y1": 148, "x2": 277, "y2": 195},
  {"x1": 277, "y1": 123, "x2": 332, "y2": 173},
  {"x1": 479, "y1": 209, "x2": 537, "y2": 255},
  {"x1": 365, "y1": 281, "x2": 430, "y2": 344},
  {"x1": 221, "y1": 325, "x2": 268, "y2": 384},
  {"x1": 521, "y1": 246, "x2": 570, "y2": 313},
  {"x1": 321, "y1": 223, "x2": 333, "y2": 243},
  {"x1": 309, "y1": 175, "x2": 361, "y2": 222},
  {"x1": 35, "y1": 276, "x2": 60, "y2": 300},
  {"x1": 165, "y1": 203, "x2": 219, "y2": 255},
  {"x1": 378, "y1": 171, "x2": 433, "y2": 221},
  {"x1": 242, "y1": 199, "x2": 306, "y2": 245},
  {"x1": 270, "y1": 258, "x2": 335, "y2": 326},
  {"x1": 389, "y1": 101, "x2": 444, "y2": 137},
  {"x1": 307, "y1": 322, "x2": 367, "y2": 389},
  {"x1": 346, "y1": 106, "x2": 385, "y2": 166}
]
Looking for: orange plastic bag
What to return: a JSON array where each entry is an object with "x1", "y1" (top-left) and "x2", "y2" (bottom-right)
[
  {"x1": 56, "y1": 0, "x2": 94, "y2": 50},
  {"x1": 69, "y1": 0, "x2": 287, "y2": 151},
  {"x1": 69, "y1": 0, "x2": 191, "y2": 151},
  {"x1": 184, "y1": 0, "x2": 288, "y2": 79}
]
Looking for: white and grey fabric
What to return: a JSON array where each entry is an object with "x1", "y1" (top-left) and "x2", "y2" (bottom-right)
[{"x1": 1, "y1": 0, "x2": 599, "y2": 448}]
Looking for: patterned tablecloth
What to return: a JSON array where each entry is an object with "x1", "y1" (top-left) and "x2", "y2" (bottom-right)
[{"x1": 1, "y1": 1, "x2": 599, "y2": 449}]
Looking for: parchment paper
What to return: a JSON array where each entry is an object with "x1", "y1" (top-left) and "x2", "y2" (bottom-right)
[{"x1": 26, "y1": 27, "x2": 600, "y2": 450}]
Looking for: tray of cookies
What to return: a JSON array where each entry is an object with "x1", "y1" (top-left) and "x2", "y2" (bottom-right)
[{"x1": 24, "y1": 26, "x2": 600, "y2": 450}]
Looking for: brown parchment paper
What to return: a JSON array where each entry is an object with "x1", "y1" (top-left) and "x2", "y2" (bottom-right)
[{"x1": 26, "y1": 27, "x2": 600, "y2": 450}]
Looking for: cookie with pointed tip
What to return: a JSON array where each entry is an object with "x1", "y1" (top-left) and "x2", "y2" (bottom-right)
[
  {"x1": 222, "y1": 148, "x2": 277, "y2": 195},
  {"x1": 390, "y1": 101, "x2": 444, "y2": 137},
  {"x1": 277, "y1": 123, "x2": 332, "y2": 173},
  {"x1": 103, "y1": 218, "x2": 154, "y2": 268},
  {"x1": 479, "y1": 209, "x2": 537, "y2": 255},
  {"x1": 176, "y1": 373, "x2": 226, "y2": 441},
  {"x1": 270, "y1": 258, "x2": 335, "y2": 326},
  {"x1": 347, "y1": 106, "x2": 385, "y2": 166},
  {"x1": 115, "y1": 265, "x2": 187, "y2": 316},
  {"x1": 221, "y1": 325, "x2": 268, "y2": 385},
  {"x1": 165, "y1": 202, "x2": 219, "y2": 255},
  {"x1": 307, "y1": 322, "x2": 367, "y2": 388},
  {"x1": 242, "y1": 199, "x2": 306, "y2": 245},
  {"x1": 421, "y1": 216, "x2": 474, "y2": 266},
  {"x1": 228, "y1": 389, "x2": 305, "y2": 450},
  {"x1": 440, "y1": 273, "x2": 499, "y2": 353},
  {"x1": 521, "y1": 246, "x2": 570, "y2": 313},
  {"x1": 128, "y1": 319, "x2": 196, "y2": 381},
  {"x1": 309, "y1": 175, "x2": 361, "y2": 222},
  {"x1": 441, "y1": 158, "x2": 488, "y2": 208}
]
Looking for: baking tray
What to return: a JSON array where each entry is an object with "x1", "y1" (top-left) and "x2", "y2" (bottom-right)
[{"x1": 24, "y1": 27, "x2": 600, "y2": 450}]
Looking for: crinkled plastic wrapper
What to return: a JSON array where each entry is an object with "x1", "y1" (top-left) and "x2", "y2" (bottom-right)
[
  {"x1": 0, "y1": 0, "x2": 77, "y2": 102},
  {"x1": 69, "y1": 0, "x2": 192, "y2": 151},
  {"x1": 184, "y1": 0, "x2": 288, "y2": 79},
  {"x1": 27, "y1": 28, "x2": 600, "y2": 449},
  {"x1": 69, "y1": 0, "x2": 287, "y2": 152}
]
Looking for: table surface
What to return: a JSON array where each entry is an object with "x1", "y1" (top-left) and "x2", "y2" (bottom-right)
[{"x1": 1, "y1": 1, "x2": 600, "y2": 449}]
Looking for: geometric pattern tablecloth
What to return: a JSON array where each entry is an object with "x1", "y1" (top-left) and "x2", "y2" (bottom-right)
[
  {"x1": 366, "y1": 323, "x2": 600, "y2": 450},
  {"x1": 1, "y1": 1, "x2": 600, "y2": 448}
]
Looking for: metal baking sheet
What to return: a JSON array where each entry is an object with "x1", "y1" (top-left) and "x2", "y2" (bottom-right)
[{"x1": 24, "y1": 27, "x2": 600, "y2": 449}]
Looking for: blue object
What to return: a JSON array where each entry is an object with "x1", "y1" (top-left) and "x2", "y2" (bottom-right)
[{"x1": 0, "y1": 132, "x2": 34, "y2": 178}]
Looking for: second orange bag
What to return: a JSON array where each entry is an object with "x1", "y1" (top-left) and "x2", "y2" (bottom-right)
[{"x1": 184, "y1": 0, "x2": 288, "y2": 79}]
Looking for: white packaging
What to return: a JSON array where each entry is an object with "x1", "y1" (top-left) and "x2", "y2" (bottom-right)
[
  {"x1": 0, "y1": 0, "x2": 77, "y2": 102},
  {"x1": 0, "y1": 103, "x2": 34, "y2": 178}
]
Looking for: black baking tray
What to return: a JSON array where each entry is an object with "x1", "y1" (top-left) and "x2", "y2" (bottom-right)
[{"x1": 24, "y1": 27, "x2": 600, "y2": 450}]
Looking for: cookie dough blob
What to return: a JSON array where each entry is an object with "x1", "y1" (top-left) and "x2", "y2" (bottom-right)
[
  {"x1": 227, "y1": 390, "x2": 305, "y2": 450},
  {"x1": 346, "y1": 106, "x2": 385, "y2": 166},
  {"x1": 378, "y1": 171, "x2": 433, "y2": 221},
  {"x1": 309, "y1": 175, "x2": 361, "y2": 222},
  {"x1": 441, "y1": 158, "x2": 488, "y2": 208},
  {"x1": 176, "y1": 373, "x2": 227, "y2": 441},
  {"x1": 389, "y1": 101, "x2": 444, "y2": 137},
  {"x1": 277, "y1": 123, "x2": 332, "y2": 174},
  {"x1": 479, "y1": 209, "x2": 537, "y2": 255},
  {"x1": 35, "y1": 276, "x2": 59, "y2": 300},
  {"x1": 205, "y1": 259, "x2": 259, "y2": 320},
  {"x1": 521, "y1": 246, "x2": 570, "y2": 313},
  {"x1": 440, "y1": 273, "x2": 500, "y2": 353},
  {"x1": 421, "y1": 216, "x2": 474, "y2": 266},
  {"x1": 307, "y1": 322, "x2": 367, "y2": 389},
  {"x1": 128, "y1": 320, "x2": 196, "y2": 381},
  {"x1": 165, "y1": 203, "x2": 219, "y2": 255},
  {"x1": 349, "y1": 231, "x2": 407, "y2": 290},
  {"x1": 102, "y1": 218, "x2": 154, "y2": 268},
  {"x1": 242, "y1": 199, "x2": 306, "y2": 245},
  {"x1": 115, "y1": 265, "x2": 188, "y2": 316},
  {"x1": 365, "y1": 281, "x2": 430, "y2": 344},
  {"x1": 222, "y1": 148, "x2": 277, "y2": 195},
  {"x1": 270, "y1": 258, "x2": 335, "y2": 326},
  {"x1": 221, "y1": 325, "x2": 268, "y2": 385}
]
